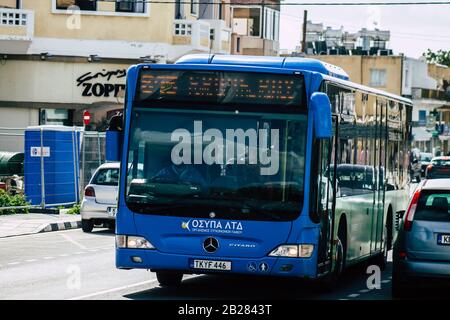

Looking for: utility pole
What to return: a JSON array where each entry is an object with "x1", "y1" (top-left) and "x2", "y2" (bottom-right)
[{"x1": 302, "y1": 10, "x2": 308, "y2": 54}]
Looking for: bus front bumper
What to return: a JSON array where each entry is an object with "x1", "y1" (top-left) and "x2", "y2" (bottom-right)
[{"x1": 116, "y1": 248, "x2": 317, "y2": 278}]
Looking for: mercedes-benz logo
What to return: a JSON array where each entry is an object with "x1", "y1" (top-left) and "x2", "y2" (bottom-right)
[{"x1": 203, "y1": 237, "x2": 219, "y2": 253}]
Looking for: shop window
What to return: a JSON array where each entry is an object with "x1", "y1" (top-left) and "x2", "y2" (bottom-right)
[
  {"x1": 418, "y1": 110, "x2": 427, "y2": 126},
  {"x1": 40, "y1": 109, "x2": 72, "y2": 126}
]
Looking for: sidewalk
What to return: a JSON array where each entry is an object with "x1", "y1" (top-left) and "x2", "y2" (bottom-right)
[{"x1": 0, "y1": 212, "x2": 81, "y2": 238}]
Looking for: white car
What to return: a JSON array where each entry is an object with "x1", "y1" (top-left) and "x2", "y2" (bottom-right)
[{"x1": 80, "y1": 162, "x2": 120, "y2": 233}]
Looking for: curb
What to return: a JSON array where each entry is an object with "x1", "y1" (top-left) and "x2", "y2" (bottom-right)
[{"x1": 41, "y1": 221, "x2": 82, "y2": 233}]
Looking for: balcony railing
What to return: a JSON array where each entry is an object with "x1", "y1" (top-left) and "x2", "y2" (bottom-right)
[
  {"x1": 0, "y1": 8, "x2": 34, "y2": 41},
  {"x1": 412, "y1": 87, "x2": 450, "y2": 102}
]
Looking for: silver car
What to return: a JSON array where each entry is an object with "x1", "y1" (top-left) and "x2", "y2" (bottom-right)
[
  {"x1": 392, "y1": 178, "x2": 450, "y2": 298},
  {"x1": 80, "y1": 162, "x2": 120, "y2": 233}
]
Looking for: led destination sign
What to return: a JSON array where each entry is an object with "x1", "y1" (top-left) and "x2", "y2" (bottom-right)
[{"x1": 136, "y1": 70, "x2": 305, "y2": 108}]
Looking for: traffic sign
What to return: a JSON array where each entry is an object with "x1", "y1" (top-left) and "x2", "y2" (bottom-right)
[{"x1": 83, "y1": 110, "x2": 91, "y2": 126}]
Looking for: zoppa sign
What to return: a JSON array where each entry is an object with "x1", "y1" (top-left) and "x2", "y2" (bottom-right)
[{"x1": 77, "y1": 69, "x2": 126, "y2": 98}]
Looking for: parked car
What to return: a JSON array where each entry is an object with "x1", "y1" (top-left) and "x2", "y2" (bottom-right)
[
  {"x1": 425, "y1": 156, "x2": 450, "y2": 179},
  {"x1": 80, "y1": 162, "x2": 120, "y2": 233},
  {"x1": 420, "y1": 152, "x2": 432, "y2": 177},
  {"x1": 392, "y1": 178, "x2": 450, "y2": 298}
]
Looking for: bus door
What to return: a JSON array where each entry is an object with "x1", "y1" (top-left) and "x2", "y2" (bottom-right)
[
  {"x1": 370, "y1": 98, "x2": 387, "y2": 254},
  {"x1": 314, "y1": 116, "x2": 338, "y2": 275}
]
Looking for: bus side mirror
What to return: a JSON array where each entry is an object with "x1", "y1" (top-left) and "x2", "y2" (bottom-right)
[
  {"x1": 310, "y1": 92, "x2": 332, "y2": 139},
  {"x1": 106, "y1": 113, "x2": 124, "y2": 162}
]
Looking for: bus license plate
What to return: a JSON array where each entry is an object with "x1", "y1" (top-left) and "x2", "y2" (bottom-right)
[
  {"x1": 107, "y1": 207, "x2": 117, "y2": 217},
  {"x1": 438, "y1": 234, "x2": 450, "y2": 245},
  {"x1": 193, "y1": 259, "x2": 231, "y2": 271}
]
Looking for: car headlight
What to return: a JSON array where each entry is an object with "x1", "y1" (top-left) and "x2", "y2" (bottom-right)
[
  {"x1": 116, "y1": 235, "x2": 155, "y2": 249},
  {"x1": 269, "y1": 244, "x2": 314, "y2": 258}
]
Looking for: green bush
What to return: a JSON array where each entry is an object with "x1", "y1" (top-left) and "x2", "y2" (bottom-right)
[
  {"x1": 0, "y1": 190, "x2": 30, "y2": 215},
  {"x1": 67, "y1": 204, "x2": 81, "y2": 215}
]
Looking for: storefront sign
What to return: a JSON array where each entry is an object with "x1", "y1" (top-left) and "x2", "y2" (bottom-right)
[{"x1": 76, "y1": 69, "x2": 126, "y2": 98}]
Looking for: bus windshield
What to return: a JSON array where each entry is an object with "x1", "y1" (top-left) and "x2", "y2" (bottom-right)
[{"x1": 125, "y1": 108, "x2": 307, "y2": 221}]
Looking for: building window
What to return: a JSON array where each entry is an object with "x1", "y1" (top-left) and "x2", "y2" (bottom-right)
[
  {"x1": 236, "y1": 37, "x2": 240, "y2": 52},
  {"x1": 370, "y1": 69, "x2": 387, "y2": 87},
  {"x1": 190, "y1": 0, "x2": 199, "y2": 16},
  {"x1": 116, "y1": 0, "x2": 145, "y2": 13},
  {"x1": 174, "y1": 22, "x2": 192, "y2": 36},
  {"x1": 210, "y1": 28, "x2": 215, "y2": 41},
  {"x1": 56, "y1": 0, "x2": 145, "y2": 13},
  {"x1": 56, "y1": 0, "x2": 96, "y2": 11},
  {"x1": 418, "y1": 110, "x2": 427, "y2": 126}
]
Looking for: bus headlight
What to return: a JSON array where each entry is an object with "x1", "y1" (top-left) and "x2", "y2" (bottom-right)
[
  {"x1": 116, "y1": 235, "x2": 155, "y2": 249},
  {"x1": 269, "y1": 244, "x2": 314, "y2": 258}
]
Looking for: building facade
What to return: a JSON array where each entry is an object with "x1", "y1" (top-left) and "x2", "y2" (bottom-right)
[
  {"x1": 0, "y1": 0, "x2": 234, "y2": 152},
  {"x1": 230, "y1": 0, "x2": 280, "y2": 56},
  {"x1": 402, "y1": 57, "x2": 450, "y2": 155},
  {"x1": 305, "y1": 55, "x2": 404, "y2": 96}
]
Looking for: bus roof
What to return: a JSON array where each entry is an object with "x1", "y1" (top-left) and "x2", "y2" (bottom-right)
[
  {"x1": 175, "y1": 54, "x2": 350, "y2": 81},
  {"x1": 174, "y1": 54, "x2": 412, "y2": 106}
]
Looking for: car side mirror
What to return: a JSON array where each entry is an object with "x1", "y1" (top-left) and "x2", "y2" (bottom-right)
[{"x1": 310, "y1": 92, "x2": 332, "y2": 139}]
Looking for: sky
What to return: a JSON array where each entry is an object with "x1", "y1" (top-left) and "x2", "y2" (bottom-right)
[{"x1": 280, "y1": 1, "x2": 450, "y2": 58}]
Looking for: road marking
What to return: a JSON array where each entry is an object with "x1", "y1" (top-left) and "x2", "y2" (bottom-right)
[
  {"x1": 26, "y1": 259, "x2": 37, "y2": 262},
  {"x1": 347, "y1": 294, "x2": 360, "y2": 298},
  {"x1": 7, "y1": 262, "x2": 20, "y2": 265},
  {"x1": 67, "y1": 279, "x2": 159, "y2": 300},
  {"x1": 359, "y1": 289, "x2": 370, "y2": 293},
  {"x1": 59, "y1": 233, "x2": 88, "y2": 250}
]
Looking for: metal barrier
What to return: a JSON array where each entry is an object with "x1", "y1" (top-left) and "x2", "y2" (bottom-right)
[{"x1": 0, "y1": 127, "x2": 107, "y2": 212}]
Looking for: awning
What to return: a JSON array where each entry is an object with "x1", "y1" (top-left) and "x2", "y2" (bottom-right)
[{"x1": 412, "y1": 127, "x2": 432, "y2": 141}]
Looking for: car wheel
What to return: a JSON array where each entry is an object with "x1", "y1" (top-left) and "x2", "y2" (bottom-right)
[
  {"x1": 81, "y1": 219, "x2": 94, "y2": 233},
  {"x1": 107, "y1": 221, "x2": 115, "y2": 231},
  {"x1": 156, "y1": 271, "x2": 183, "y2": 288}
]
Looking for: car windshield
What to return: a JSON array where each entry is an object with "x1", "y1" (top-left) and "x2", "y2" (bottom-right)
[
  {"x1": 415, "y1": 190, "x2": 450, "y2": 222},
  {"x1": 421, "y1": 154, "x2": 432, "y2": 162},
  {"x1": 125, "y1": 108, "x2": 307, "y2": 221},
  {"x1": 431, "y1": 158, "x2": 450, "y2": 166},
  {"x1": 92, "y1": 168, "x2": 119, "y2": 186}
]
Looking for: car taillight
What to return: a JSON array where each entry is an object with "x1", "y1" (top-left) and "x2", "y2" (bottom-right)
[
  {"x1": 425, "y1": 164, "x2": 433, "y2": 176},
  {"x1": 404, "y1": 188, "x2": 421, "y2": 231},
  {"x1": 85, "y1": 186, "x2": 96, "y2": 197}
]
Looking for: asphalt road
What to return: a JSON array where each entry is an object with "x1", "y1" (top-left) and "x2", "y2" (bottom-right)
[{"x1": 0, "y1": 228, "x2": 448, "y2": 300}]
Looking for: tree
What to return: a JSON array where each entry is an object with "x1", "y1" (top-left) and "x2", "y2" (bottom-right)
[{"x1": 423, "y1": 49, "x2": 450, "y2": 67}]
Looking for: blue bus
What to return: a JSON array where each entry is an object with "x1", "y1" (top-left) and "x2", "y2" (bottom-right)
[{"x1": 107, "y1": 54, "x2": 413, "y2": 287}]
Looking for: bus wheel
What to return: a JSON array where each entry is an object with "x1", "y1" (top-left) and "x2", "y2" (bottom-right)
[
  {"x1": 156, "y1": 271, "x2": 183, "y2": 288},
  {"x1": 316, "y1": 238, "x2": 344, "y2": 292},
  {"x1": 373, "y1": 226, "x2": 388, "y2": 271}
]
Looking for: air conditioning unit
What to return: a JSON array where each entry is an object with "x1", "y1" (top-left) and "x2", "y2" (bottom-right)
[{"x1": 233, "y1": 19, "x2": 248, "y2": 36}]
